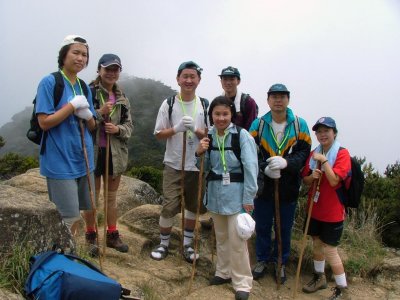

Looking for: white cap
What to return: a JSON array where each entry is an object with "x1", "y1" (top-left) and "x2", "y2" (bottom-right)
[
  {"x1": 61, "y1": 35, "x2": 88, "y2": 48},
  {"x1": 236, "y1": 213, "x2": 255, "y2": 240}
]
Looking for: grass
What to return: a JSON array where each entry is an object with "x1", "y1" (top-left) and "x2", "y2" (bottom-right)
[
  {"x1": 292, "y1": 197, "x2": 386, "y2": 277},
  {"x1": 0, "y1": 240, "x2": 36, "y2": 295},
  {"x1": 139, "y1": 280, "x2": 162, "y2": 300}
]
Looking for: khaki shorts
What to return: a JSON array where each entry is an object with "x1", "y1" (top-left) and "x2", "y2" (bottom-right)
[{"x1": 161, "y1": 165, "x2": 206, "y2": 218}]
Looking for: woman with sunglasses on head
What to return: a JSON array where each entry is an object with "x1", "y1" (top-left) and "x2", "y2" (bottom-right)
[
  {"x1": 196, "y1": 96, "x2": 258, "y2": 300},
  {"x1": 83, "y1": 54, "x2": 133, "y2": 256},
  {"x1": 36, "y1": 35, "x2": 96, "y2": 237}
]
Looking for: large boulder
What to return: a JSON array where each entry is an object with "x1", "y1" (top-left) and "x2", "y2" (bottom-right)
[
  {"x1": 0, "y1": 168, "x2": 161, "y2": 254},
  {"x1": 0, "y1": 184, "x2": 73, "y2": 254}
]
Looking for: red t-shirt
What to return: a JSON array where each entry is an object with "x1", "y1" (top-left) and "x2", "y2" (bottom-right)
[{"x1": 302, "y1": 148, "x2": 351, "y2": 222}]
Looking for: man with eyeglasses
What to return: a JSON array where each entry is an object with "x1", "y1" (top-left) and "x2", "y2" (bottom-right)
[{"x1": 249, "y1": 83, "x2": 311, "y2": 284}]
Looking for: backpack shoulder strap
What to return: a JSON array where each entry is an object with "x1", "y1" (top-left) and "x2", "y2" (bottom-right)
[
  {"x1": 239, "y1": 93, "x2": 249, "y2": 115},
  {"x1": 294, "y1": 115, "x2": 300, "y2": 140},
  {"x1": 78, "y1": 78, "x2": 89, "y2": 98},
  {"x1": 199, "y1": 97, "x2": 209, "y2": 127},
  {"x1": 167, "y1": 95, "x2": 175, "y2": 124},
  {"x1": 256, "y1": 118, "x2": 265, "y2": 145},
  {"x1": 231, "y1": 126, "x2": 242, "y2": 163},
  {"x1": 51, "y1": 71, "x2": 65, "y2": 107}
]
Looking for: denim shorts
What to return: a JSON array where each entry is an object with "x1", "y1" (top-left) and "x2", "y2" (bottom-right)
[
  {"x1": 306, "y1": 217, "x2": 344, "y2": 246},
  {"x1": 46, "y1": 173, "x2": 95, "y2": 219}
]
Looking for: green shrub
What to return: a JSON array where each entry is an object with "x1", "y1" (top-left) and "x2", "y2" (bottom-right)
[
  {"x1": 0, "y1": 152, "x2": 39, "y2": 180},
  {"x1": 126, "y1": 166, "x2": 163, "y2": 193}
]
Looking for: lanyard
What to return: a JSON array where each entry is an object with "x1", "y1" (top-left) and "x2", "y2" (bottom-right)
[
  {"x1": 269, "y1": 125, "x2": 290, "y2": 155},
  {"x1": 215, "y1": 130, "x2": 228, "y2": 173},
  {"x1": 99, "y1": 92, "x2": 117, "y2": 117},
  {"x1": 177, "y1": 94, "x2": 198, "y2": 138},
  {"x1": 60, "y1": 70, "x2": 83, "y2": 97}
]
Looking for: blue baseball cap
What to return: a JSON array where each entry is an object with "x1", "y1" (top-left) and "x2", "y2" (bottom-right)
[
  {"x1": 98, "y1": 53, "x2": 122, "y2": 69},
  {"x1": 178, "y1": 61, "x2": 203, "y2": 73},
  {"x1": 312, "y1": 117, "x2": 337, "y2": 131},
  {"x1": 268, "y1": 83, "x2": 290, "y2": 95}
]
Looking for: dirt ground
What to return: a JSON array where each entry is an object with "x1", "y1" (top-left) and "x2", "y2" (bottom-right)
[{"x1": 80, "y1": 223, "x2": 400, "y2": 300}]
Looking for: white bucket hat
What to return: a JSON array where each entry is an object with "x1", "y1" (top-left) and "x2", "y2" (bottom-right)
[{"x1": 236, "y1": 213, "x2": 255, "y2": 240}]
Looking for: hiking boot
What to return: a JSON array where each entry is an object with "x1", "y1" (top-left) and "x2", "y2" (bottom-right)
[
  {"x1": 327, "y1": 286, "x2": 351, "y2": 300},
  {"x1": 273, "y1": 263, "x2": 287, "y2": 284},
  {"x1": 85, "y1": 231, "x2": 99, "y2": 257},
  {"x1": 302, "y1": 272, "x2": 327, "y2": 293},
  {"x1": 235, "y1": 291, "x2": 250, "y2": 300},
  {"x1": 252, "y1": 261, "x2": 267, "y2": 280},
  {"x1": 209, "y1": 276, "x2": 232, "y2": 285},
  {"x1": 106, "y1": 230, "x2": 129, "y2": 253}
]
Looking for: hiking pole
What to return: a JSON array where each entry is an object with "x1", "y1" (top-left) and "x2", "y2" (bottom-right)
[
  {"x1": 188, "y1": 127, "x2": 208, "y2": 294},
  {"x1": 79, "y1": 120, "x2": 103, "y2": 270},
  {"x1": 102, "y1": 116, "x2": 110, "y2": 258},
  {"x1": 180, "y1": 131, "x2": 187, "y2": 256},
  {"x1": 274, "y1": 178, "x2": 282, "y2": 290},
  {"x1": 292, "y1": 168, "x2": 322, "y2": 298}
]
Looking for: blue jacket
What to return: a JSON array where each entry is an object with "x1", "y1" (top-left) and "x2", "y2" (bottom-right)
[
  {"x1": 197, "y1": 124, "x2": 258, "y2": 215},
  {"x1": 249, "y1": 108, "x2": 311, "y2": 202}
]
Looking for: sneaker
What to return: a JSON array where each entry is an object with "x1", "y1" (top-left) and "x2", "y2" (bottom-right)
[
  {"x1": 273, "y1": 263, "x2": 287, "y2": 284},
  {"x1": 209, "y1": 276, "x2": 232, "y2": 285},
  {"x1": 327, "y1": 286, "x2": 351, "y2": 300},
  {"x1": 85, "y1": 231, "x2": 99, "y2": 257},
  {"x1": 235, "y1": 291, "x2": 250, "y2": 300},
  {"x1": 302, "y1": 272, "x2": 327, "y2": 293},
  {"x1": 106, "y1": 230, "x2": 129, "y2": 253},
  {"x1": 252, "y1": 261, "x2": 267, "y2": 280}
]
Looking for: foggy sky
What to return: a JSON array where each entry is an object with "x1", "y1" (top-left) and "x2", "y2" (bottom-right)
[{"x1": 1, "y1": 0, "x2": 399, "y2": 173}]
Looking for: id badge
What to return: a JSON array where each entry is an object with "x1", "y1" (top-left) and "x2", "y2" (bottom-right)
[
  {"x1": 222, "y1": 172, "x2": 230, "y2": 185},
  {"x1": 313, "y1": 191, "x2": 320, "y2": 203},
  {"x1": 187, "y1": 135, "x2": 194, "y2": 147}
]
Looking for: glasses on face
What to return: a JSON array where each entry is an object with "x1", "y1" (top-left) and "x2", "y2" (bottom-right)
[
  {"x1": 269, "y1": 94, "x2": 288, "y2": 101},
  {"x1": 104, "y1": 66, "x2": 121, "y2": 73}
]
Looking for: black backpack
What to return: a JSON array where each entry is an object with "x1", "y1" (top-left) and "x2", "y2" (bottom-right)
[
  {"x1": 27, "y1": 71, "x2": 89, "y2": 154},
  {"x1": 167, "y1": 95, "x2": 209, "y2": 127},
  {"x1": 239, "y1": 93, "x2": 258, "y2": 117},
  {"x1": 207, "y1": 126, "x2": 244, "y2": 179},
  {"x1": 339, "y1": 156, "x2": 365, "y2": 208}
]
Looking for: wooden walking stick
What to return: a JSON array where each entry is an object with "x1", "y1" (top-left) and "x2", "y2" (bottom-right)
[
  {"x1": 102, "y1": 116, "x2": 110, "y2": 257},
  {"x1": 274, "y1": 178, "x2": 282, "y2": 290},
  {"x1": 292, "y1": 167, "x2": 322, "y2": 298},
  {"x1": 180, "y1": 131, "x2": 187, "y2": 255},
  {"x1": 79, "y1": 120, "x2": 103, "y2": 270},
  {"x1": 188, "y1": 128, "x2": 208, "y2": 294}
]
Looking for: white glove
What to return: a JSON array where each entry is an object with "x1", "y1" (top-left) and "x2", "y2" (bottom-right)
[
  {"x1": 264, "y1": 166, "x2": 281, "y2": 179},
  {"x1": 173, "y1": 117, "x2": 188, "y2": 133},
  {"x1": 267, "y1": 156, "x2": 287, "y2": 170},
  {"x1": 70, "y1": 95, "x2": 89, "y2": 110},
  {"x1": 74, "y1": 108, "x2": 93, "y2": 121},
  {"x1": 182, "y1": 116, "x2": 195, "y2": 132}
]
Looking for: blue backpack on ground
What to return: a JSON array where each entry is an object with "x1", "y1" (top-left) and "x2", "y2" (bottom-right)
[{"x1": 25, "y1": 251, "x2": 131, "y2": 300}]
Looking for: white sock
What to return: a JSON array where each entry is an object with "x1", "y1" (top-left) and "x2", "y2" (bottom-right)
[
  {"x1": 183, "y1": 229, "x2": 194, "y2": 246},
  {"x1": 160, "y1": 233, "x2": 170, "y2": 247},
  {"x1": 314, "y1": 260, "x2": 325, "y2": 273},
  {"x1": 334, "y1": 273, "x2": 347, "y2": 287}
]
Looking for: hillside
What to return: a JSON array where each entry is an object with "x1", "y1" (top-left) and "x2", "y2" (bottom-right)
[{"x1": 0, "y1": 76, "x2": 175, "y2": 168}]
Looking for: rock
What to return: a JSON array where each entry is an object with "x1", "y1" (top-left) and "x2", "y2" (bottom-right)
[{"x1": 0, "y1": 184, "x2": 73, "y2": 254}]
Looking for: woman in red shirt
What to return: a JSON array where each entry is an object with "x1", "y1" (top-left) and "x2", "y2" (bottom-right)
[{"x1": 301, "y1": 117, "x2": 351, "y2": 300}]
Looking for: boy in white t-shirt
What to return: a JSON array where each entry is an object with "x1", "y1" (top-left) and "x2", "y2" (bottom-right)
[{"x1": 151, "y1": 61, "x2": 208, "y2": 263}]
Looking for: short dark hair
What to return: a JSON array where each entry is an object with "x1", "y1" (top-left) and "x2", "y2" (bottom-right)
[
  {"x1": 58, "y1": 37, "x2": 89, "y2": 69},
  {"x1": 208, "y1": 96, "x2": 236, "y2": 126}
]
